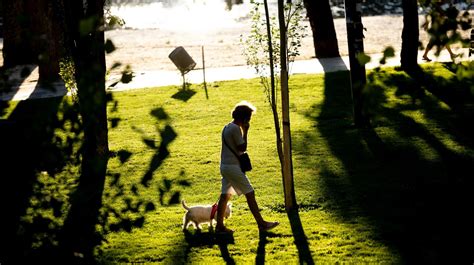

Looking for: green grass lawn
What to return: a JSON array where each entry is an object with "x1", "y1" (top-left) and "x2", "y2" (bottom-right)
[{"x1": 1, "y1": 64, "x2": 473, "y2": 264}]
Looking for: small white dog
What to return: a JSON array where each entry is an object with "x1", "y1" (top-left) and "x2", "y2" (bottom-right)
[{"x1": 182, "y1": 200, "x2": 232, "y2": 231}]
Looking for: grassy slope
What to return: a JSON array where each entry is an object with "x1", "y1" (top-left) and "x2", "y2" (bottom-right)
[
  {"x1": 99, "y1": 72, "x2": 404, "y2": 264},
  {"x1": 3, "y1": 65, "x2": 472, "y2": 264}
]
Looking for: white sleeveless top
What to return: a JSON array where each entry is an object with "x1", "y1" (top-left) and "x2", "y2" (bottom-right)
[{"x1": 220, "y1": 123, "x2": 244, "y2": 165}]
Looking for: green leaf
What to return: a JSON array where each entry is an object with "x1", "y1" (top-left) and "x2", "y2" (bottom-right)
[
  {"x1": 110, "y1": 62, "x2": 122, "y2": 70},
  {"x1": 383, "y1": 46, "x2": 395, "y2": 58},
  {"x1": 356, "y1": 53, "x2": 371, "y2": 66},
  {"x1": 105, "y1": 39, "x2": 116, "y2": 54},
  {"x1": 121, "y1": 71, "x2": 134, "y2": 84}
]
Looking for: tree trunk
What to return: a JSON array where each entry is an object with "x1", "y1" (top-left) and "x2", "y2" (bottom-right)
[
  {"x1": 60, "y1": 0, "x2": 109, "y2": 260},
  {"x1": 400, "y1": 0, "x2": 420, "y2": 71},
  {"x1": 303, "y1": 0, "x2": 340, "y2": 58},
  {"x1": 1, "y1": 0, "x2": 35, "y2": 67},
  {"x1": 35, "y1": 0, "x2": 65, "y2": 81},
  {"x1": 345, "y1": 0, "x2": 368, "y2": 126},
  {"x1": 263, "y1": 0, "x2": 284, "y2": 166},
  {"x1": 278, "y1": 0, "x2": 297, "y2": 212},
  {"x1": 1, "y1": 0, "x2": 64, "y2": 80}
]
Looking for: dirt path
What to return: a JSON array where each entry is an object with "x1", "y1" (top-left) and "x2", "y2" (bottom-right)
[
  {"x1": 104, "y1": 14, "x2": 470, "y2": 73},
  {"x1": 0, "y1": 15, "x2": 470, "y2": 74}
]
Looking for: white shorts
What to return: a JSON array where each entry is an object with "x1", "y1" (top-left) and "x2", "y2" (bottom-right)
[{"x1": 220, "y1": 164, "x2": 254, "y2": 196}]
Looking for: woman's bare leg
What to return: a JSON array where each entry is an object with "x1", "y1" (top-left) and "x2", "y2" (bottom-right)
[
  {"x1": 245, "y1": 191, "x2": 279, "y2": 230},
  {"x1": 216, "y1": 193, "x2": 232, "y2": 231},
  {"x1": 245, "y1": 191, "x2": 264, "y2": 225}
]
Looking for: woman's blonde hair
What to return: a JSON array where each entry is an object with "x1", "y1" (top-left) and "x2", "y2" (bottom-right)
[{"x1": 232, "y1": 101, "x2": 256, "y2": 121}]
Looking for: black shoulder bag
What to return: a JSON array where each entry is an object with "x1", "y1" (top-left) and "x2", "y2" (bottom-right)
[{"x1": 222, "y1": 126, "x2": 252, "y2": 173}]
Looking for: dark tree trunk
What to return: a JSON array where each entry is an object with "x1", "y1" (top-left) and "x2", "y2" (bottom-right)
[
  {"x1": 303, "y1": 0, "x2": 340, "y2": 58},
  {"x1": 1, "y1": 0, "x2": 35, "y2": 67},
  {"x1": 34, "y1": 0, "x2": 65, "y2": 82},
  {"x1": 401, "y1": 0, "x2": 420, "y2": 71},
  {"x1": 60, "y1": 0, "x2": 109, "y2": 261},
  {"x1": 1, "y1": 0, "x2": 65, "y2": 81},
  {"x1": 345, "y1": 0, "x2": 368, "y2": 126}
]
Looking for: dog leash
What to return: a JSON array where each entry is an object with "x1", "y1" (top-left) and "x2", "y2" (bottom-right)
[
  {"x1": 210, "y1": 197, "x2": 220, "y2": 220},
  {"x1": 210, "y1": 203, "x2": 218, "y2": 220}
]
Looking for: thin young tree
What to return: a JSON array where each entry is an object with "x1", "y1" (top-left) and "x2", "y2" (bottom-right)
[
  {"x1": 278, "y1": 0, "x2": 297, "y2": 211},
  {"x1": 242, "y1": 0, "x2": 305, "y2": 211},
  {"x1": 263, "y1": 0, "x2": 283, "y2": 168}
]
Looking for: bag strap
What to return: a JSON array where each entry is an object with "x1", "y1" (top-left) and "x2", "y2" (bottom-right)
[{"x1": 222, "y1": 125, "x2": 241, "y2": 159}]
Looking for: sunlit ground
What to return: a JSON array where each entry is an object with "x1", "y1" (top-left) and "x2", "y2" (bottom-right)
[{"x1": 109, "y1": 0, "x2": 255, "y2": 32}]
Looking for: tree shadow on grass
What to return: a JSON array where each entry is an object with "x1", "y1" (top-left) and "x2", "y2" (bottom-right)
[
  {"x1": 293, "y1": 69, "x2": 474, "y2": 264},
  {"x1": 0, "y1": 96, "x2": 68, "y2": 263},
  {"x1": 0, "y1": 96, "x2": 186, "y2": 263},
  {"x1": 255, "y1": 230, "x2": 287, "y2": 265},
  {"x1": 169, "y1": 230, "x2": 235, "y2": 264},
  {"x1": 385, "y1": 64, "x2": 474, "y2": 140},
  {"x1": 286, "y1": 209, "x2": 315, "y2": 265}
]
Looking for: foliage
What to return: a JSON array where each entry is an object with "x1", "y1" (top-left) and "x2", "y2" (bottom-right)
[
  {"x1": 59, "y1": 57, "x2": 78, "y2": 99},
  {"x1": 104, "y1": 0, "x2": 126, "y2": 30},
  {"x1": 3, "y1": 97, "x2": 83, "y2": 257},
  {"x1": 59, "y1": 43, "x2": 134, "y2": 99},
  {"x1": 3, "y1": 93, "x2": 179, "y2": 260},
  {"x1": 380, "y1": 46, "x2": 395, "y2": 65},
  {"x1": 240, "y1": 0, "x2": 307, "y2": 104},
  {"x1": 104, "y1": 12, "x2": 126, "y2": 30},
  {"x1": 97, "y1": 90, "x2": 178, "y2": 245},
  {"x1": 20, "y1": 170, "x2": 79, "y2": 249},
  {"x1": 241, "y1": 0, "x2": 280, "y2": 95}
]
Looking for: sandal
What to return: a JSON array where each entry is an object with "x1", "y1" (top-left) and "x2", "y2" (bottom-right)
[
  {"x1": 422, "y1": 56, "x2": 432, "y2": 62},
  {"x1": 259, "y1": 221, "x2": 279, "y2": 232}
]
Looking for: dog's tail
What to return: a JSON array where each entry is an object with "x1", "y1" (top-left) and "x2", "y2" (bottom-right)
[{"x1": 181, "y1": 200, "x2": 190, "y2": 210}]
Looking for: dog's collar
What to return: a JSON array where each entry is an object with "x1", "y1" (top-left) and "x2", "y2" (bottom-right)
[{"x1": 210, "y1": 203, "x2": 218, "y2": 219}]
